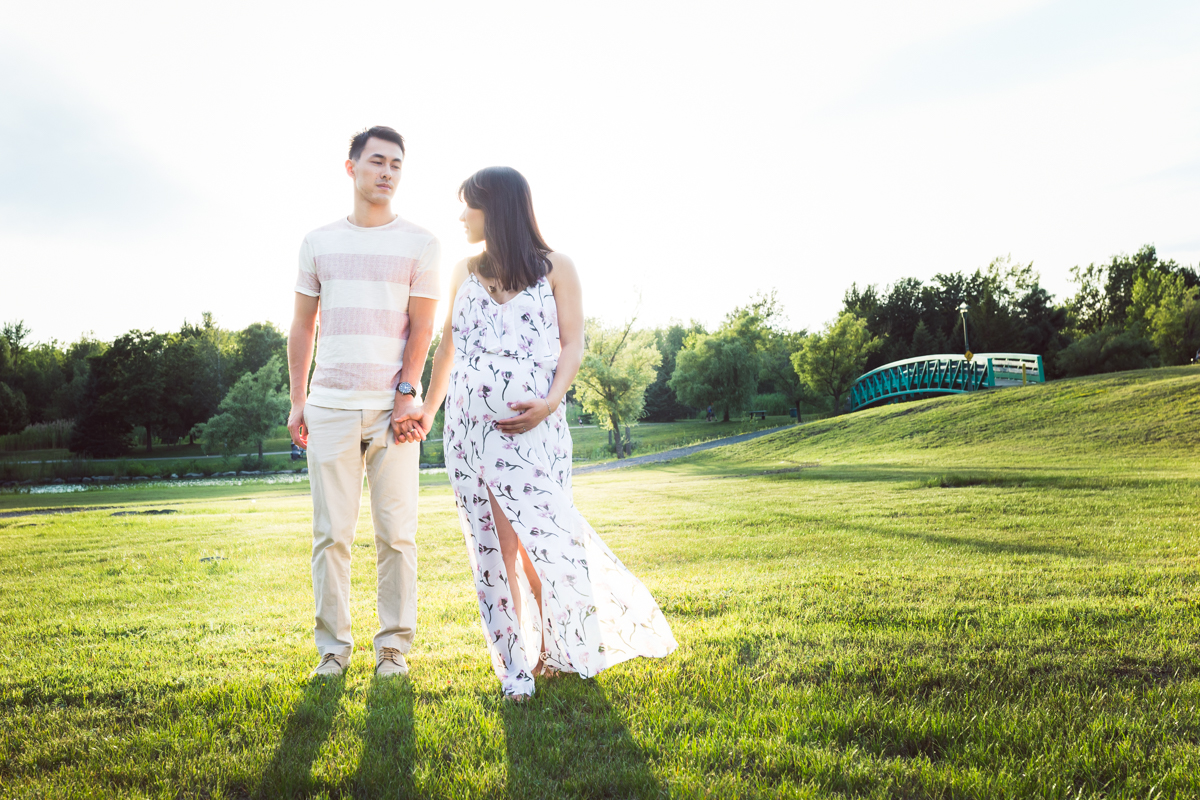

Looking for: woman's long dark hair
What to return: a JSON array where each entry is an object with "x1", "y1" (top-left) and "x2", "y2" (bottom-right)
[{"x1": 459, "y1": 167, "x2": 553, "y2": 292}]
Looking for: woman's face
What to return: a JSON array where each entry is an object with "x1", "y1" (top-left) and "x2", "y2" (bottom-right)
[{"x1": 459, "y1": 204, "x2": 485, "y2": 244}]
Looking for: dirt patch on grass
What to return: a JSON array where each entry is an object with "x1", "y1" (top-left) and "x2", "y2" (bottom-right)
[{"x1": 0, "y1": 506, "x2": 121, "y2": 519}]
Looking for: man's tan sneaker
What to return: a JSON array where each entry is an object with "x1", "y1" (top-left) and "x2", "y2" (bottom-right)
[
  {"x1": 310, "y1": 653, "x2": 348, "y2": 678},
  {"x1": 376, "y1": 647, "x2": 408, "y2": 677}
]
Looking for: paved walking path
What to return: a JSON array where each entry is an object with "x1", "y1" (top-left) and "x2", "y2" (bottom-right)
[{"x1": 573, "y1": 425, "x2": 795, "y2": 475}]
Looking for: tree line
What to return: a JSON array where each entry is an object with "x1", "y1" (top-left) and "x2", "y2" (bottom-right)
[
  {"x1": 0, "y1": 314, "x2": 288, "y2": 457},
  {"x1": 844, "y1": 246, "x2": 1199, "y2": 377},
  {"x1": 2, "y1": 244, "x2": 1197, "y2": 458},
  {"x1": 573, "y1": 244, "x2": 1200, "y2": 453}
]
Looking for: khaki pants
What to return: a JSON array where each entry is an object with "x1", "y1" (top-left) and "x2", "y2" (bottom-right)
[{"x1": 305, "y1": 404, "x2": 419, "y2": 659}]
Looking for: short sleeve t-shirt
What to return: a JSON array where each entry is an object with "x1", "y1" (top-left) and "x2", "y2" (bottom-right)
[{"x1": 295, "y1": 215, "x2": 441, "y2": 410}]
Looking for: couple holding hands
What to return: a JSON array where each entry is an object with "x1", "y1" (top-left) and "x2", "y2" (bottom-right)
[{"x1": 286, "y1": 126, "x2": 676, "y2": 700}]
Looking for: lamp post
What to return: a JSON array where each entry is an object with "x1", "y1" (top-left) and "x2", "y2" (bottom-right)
[{"x1": 958, "y1": 302, "x2": 970, "y2": 354}]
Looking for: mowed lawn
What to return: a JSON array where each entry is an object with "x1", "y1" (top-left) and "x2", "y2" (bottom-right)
[{"x1": 2, "y1": 367, "x2": 1199, "y2": 799}]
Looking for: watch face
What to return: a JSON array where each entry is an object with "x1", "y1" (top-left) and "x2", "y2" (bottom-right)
[{"x1": 397, "y1": 382, "x2": 415, "y2": 396}]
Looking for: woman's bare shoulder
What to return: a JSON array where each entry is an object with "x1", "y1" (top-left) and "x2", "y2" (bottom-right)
[
  {"x1": 546, "y1": 252, "x2": 578, "y2": 284},
  {"x1": 547, "y1": 251, "x2": 575, "y2": 270}
]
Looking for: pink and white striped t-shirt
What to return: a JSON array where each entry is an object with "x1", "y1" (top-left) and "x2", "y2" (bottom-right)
[{"x1": 295, "y1": 215, "x2": 441, "y2": 411}]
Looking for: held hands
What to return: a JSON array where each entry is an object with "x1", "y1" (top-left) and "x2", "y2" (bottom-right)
[
  {"x1": 494, "y1": 398, "x2": 553, "y2": 436},
  {"x1": 392, "y1": 395, "x2": 424, "y2": 444},
  {"x1": 393, "y1": 404, "x2": 436, "y2": 444}
]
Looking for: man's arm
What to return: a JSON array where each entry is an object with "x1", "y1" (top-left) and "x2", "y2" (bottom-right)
[
  {"x1": 392, "y1": 296, "x2": 437, "y2": 443},
  {"x1": 287, "y1": 292, "x2": 320, "y2": 448}
]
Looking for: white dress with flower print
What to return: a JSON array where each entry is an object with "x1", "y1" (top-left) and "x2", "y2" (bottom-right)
[{"x1": 444, "y1": 273, "x2": 677, "y2": 697}]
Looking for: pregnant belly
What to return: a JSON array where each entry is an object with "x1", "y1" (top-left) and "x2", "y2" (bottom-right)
[{"x1": 451, "y1": 362, "x2": 555, "y2": 421}]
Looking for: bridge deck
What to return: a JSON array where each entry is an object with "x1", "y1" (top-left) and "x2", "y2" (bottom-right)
[{"x1": 849, "y1": 353, "x2": 1044, "y2": 412}]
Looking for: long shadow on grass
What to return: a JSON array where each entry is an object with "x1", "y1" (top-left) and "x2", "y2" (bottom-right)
[
  {"x1": 255, "y1": 675, "x2": 345, "y2": 798},
  {"x1": 502, "y1": 676, "x2": 662, "y2": 798},
  {"x1": 684, "y1": 460, "x2": 1179, "y2": 489},
  {"x1": 837, "y1": 518, "x2": 1090, "y2": 559},
  {"x1": 351, "y1": 676, "x2": 416, "y2": 797}
]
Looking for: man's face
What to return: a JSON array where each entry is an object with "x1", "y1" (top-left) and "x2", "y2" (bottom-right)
[{"x1": 346, "y1": 137, "x2": 404, "y2": 205}]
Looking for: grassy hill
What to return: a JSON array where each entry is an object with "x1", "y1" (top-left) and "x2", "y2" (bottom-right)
[{"x1": 729, "y1": 365, "x2": 1200, "y2": 464}]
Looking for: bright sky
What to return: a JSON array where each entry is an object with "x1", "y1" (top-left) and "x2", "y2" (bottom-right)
[{"x1": 3, "y1": 0, "x2": 1199, "y2": 344}]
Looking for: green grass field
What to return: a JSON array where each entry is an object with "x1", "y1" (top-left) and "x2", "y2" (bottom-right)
[{"x1": 2, "y1": 367, "x2": 1198, "y2": 798}]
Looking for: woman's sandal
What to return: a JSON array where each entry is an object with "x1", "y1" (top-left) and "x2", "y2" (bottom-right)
[{"x1": 533, "y1": 651, "x2": 561, "y2": 679}]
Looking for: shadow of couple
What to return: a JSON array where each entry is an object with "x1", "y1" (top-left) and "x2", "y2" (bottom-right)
[{"x1": 257, "y1": 673, "x2": 661, "y2": 798}]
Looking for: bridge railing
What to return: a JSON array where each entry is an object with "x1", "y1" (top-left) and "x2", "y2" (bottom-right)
[{"x1": 849, "y1": 353, "x2": 1044, "y2": 412}]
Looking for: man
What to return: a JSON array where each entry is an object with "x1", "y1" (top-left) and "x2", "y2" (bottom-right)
[{"x1": 287, "y1": 126, "x2": 439, "y2": 679}]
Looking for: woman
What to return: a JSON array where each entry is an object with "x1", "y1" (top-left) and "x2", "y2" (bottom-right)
[{"x1": 398, "y1": 167, "x2": 677, "y2": 699}]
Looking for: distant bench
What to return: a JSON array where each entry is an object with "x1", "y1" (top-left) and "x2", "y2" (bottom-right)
[{"x1": 749, "y1": 410, "x2": 767, "y2": 420}]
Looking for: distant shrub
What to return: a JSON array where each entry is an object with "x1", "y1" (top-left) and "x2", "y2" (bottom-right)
[
  {"x1": 239, "y1": 455, "x2": 267, "y2": 472},
  {"x1": 1056, "y1": 327, "x2": 1157, "y2": 377},
  {"x1": 0, "y1": 419, "x2": 73, "y2": 451}
]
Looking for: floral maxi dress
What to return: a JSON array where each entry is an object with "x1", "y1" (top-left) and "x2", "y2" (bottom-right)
[{"x1": 444, "y1": 274, "x2": 678, "y2": 696}]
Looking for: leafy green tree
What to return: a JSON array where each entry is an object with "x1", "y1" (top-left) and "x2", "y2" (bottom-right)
[
  {"x1": 1014, "y1": 286, "x2": 1070, "y2": 374},
  {"x1": 110, "y1": 331, "x2": 168, "y2": 452},
  {"x1": 910, "y1": 320, "x2": 940, "y2": 355},
  {"x1": 235, "y1": 322, "x2": 287, "y2": 386},
  {"x1": 190, "y1": 313, "x2": 239, "y2": 420},
  {"x1": 1129, "y1": 272, "x2": 1200, "y2": 365},
  {"x1": 721, "y1": 290, "x2": 784, "y2": 354},
  {"x1": 759, "y1": 329, "x2": 819, "y2": 419},
  {"x1": 16, "y1": 344, "x2": 69, "y2": 425},
  {"x1": 0, "y1": 382, "x2": 30, "y2": 435},
  {"x1": 66, "y1": 331, "x2": 165, "y2": 454},
  {"x1": 792, "y1": 313, "x2": 881, "y2": 414},
  {"x1": 159, "y1": 331, "x2": 208, "y2": 444},
  {"x1": 1067, "y1": 262, "x2": 1110, "y2": 336},
  {"x1": 0, "y1": 322, "x2": 69, "y2": 425},
  {"x1": 1, "y1": 322, "x2": 30, "y2": 363},
  {"x1": 670, "y1": 330, "x2": 758, "y2": 422},
  {"x1": 68, "y1": 350, "x2": 134, "y2": 458},
  {"x1": 195, "y1": 356, "x2": 290, "y2": 459},
  {"x1": 0, "y1": 336, "x2": 12, "y2": 384},
  {"x1": 574, "y1": 319, "x2": 661, "y2": 458},
  {"x1": 47, "y1": 337, "x2": 106, "y2": 421},
  {"x1": 642, "y1": 322, "x2": 705, "y2": 422},
  {"x1": 1068, "y1": 245, "x2": 1199, "y2": 336}
]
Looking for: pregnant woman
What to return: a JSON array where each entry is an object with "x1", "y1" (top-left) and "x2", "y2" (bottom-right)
[{"x1": 398, "y1": 167, "x2": 676, "y2": 699}]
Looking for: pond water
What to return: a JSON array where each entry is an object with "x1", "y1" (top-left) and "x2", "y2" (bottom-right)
[{"x1": 1, "y1": 468, "x2": 447, "y2": 495}]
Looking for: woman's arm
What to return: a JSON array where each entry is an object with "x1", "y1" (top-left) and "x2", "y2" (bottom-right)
[
  {"x1": 395, "y1": 258, "x2": 470, "y2": 441},
  {"x1": 494, "y1": 252, "x2": 583, "y2": 435}
]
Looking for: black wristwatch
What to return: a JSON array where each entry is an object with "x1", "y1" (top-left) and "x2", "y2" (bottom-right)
[{"x1": 396, "y1": 381, "x2": 417, "y2": 398}]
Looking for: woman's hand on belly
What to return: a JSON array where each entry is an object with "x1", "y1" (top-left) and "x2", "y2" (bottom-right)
[{"x1": 494, "y1": 398, "x2": 553, "y2": 435}]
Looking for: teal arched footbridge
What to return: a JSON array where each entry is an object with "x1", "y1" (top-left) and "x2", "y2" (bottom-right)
[{"x1": 848, "y1": 353, "x2": 1044, "y2": 413}]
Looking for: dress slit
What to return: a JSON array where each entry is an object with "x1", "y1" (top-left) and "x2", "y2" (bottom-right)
[{"x1": 486, "y1": 485, "x2": 546, "y2": 676}]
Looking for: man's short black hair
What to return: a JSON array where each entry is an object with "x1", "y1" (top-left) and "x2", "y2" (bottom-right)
[{"x1": 348, "y1": 126, "x2": 405, "y2": 161}]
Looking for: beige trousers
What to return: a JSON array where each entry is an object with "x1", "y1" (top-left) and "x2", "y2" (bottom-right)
[{"x1": 305, "y1": 404, "x2": 419, "y2": 659}]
